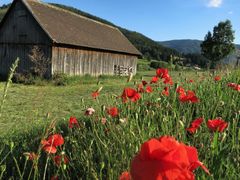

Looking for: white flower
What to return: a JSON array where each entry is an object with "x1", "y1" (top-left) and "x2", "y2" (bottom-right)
[{"x1": 85, "y1": 107, "x2": 95, "y2": 116}]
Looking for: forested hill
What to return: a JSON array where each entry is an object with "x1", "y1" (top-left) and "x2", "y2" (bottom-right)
[
  {"x1": 159, "y1": 39, "x2": 202, "y2": 54},
  {"x1": 0, "y1": 4, "x2": 9, "y2": 20},
  {"x1": 159, "y1": 39, "x2": 240, "y2": 54},
  {"x1": 0, "y1": 3, "x2": 181, "y2": 61}
]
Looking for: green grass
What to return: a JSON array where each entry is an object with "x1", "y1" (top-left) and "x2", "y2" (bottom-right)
[
  {"x1": 0, "y1": 70, "x2": 225, "y2": 137},
  {"x1": 0, "y1": 70, "x2": 208, "y2": 137},
  {"x1": 0, "y1": 69, "x2": 239, "y2": 179},
  {"x1": 0, "y1": 77, "x2": 127, "y2": 136}
]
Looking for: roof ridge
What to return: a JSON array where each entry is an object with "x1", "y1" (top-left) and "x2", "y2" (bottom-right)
[{"x1": 24, "y1": 0, "x2": 118, "y2": 31}]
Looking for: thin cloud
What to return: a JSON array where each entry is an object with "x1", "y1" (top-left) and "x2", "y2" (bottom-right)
[
  {"x1": 207, "y1": 0, "x2": 223, "y2": 8},
  {"x1": 228, "y1": 11, "x2": 233, "y2": 15}
]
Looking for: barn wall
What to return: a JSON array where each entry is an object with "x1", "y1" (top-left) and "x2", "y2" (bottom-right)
[
  {"x1": 0, "y1": 44, "x2": 51, "y2": 77},
  {"x1": 52, "y1": 47, "x2": 138, "y2": 76},
  {"x1": 0, "y1": 0, "x2": 52, "y2": 77}
]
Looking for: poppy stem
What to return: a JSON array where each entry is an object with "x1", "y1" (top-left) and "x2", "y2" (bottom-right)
[
  {"x1": 43, "y1": 155, "x2": 50, "y2": 180},
  {"x1": 211, "y1": 132, "x2": 219, "y2": 155}
]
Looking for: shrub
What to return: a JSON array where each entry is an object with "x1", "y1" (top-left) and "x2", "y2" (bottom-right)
[
  {"x1": 12, "y1": 73, "x2": 36, "y2": 85},
  {"x1": 137, "y1": 59, "x2": 152, "y2": 71},
  {"x1": 137, "y1": 63, "x2": 151, "y2": 71},
  {"x1": 174, "y1": 64, "x2": 181, "y2": 71},
  {"x1": 52, "y1": 73, "x2": 69, "y2": 86},
  {"x1": 150, "y1": 60, "x2": 169, "y2": 69}
]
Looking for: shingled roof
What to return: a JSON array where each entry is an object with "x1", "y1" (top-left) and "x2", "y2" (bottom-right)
[{"x1": 22, "y1": 0, "x2": 141, "y2": 56}]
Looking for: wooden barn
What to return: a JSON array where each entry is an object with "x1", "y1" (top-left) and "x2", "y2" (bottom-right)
[{"x1": 0, "y1": 0, "x2": 141, "y2": 78}]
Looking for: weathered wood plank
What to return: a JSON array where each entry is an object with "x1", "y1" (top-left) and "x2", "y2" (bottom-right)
[{"x1": 51, "y1": 46, "x2": 138, "y2": 76}]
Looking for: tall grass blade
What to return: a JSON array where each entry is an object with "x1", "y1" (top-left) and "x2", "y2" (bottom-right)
[{"x1": 0, "y1": 58, "x2": 19, "y2": 118}]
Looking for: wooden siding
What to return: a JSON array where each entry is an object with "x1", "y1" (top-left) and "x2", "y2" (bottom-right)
[
  {"x1": 52, "y1": 46, "x2": 138, "y2": 76},
  {"x1": 0, "y1": 0, "x2": 51, "y2": 44},
  {"x1": 0, "y1": 0, "x2": 52, "y2": 77},
  {"x1": 0, "y1": 44, "x2": 51, "y2": 77}
]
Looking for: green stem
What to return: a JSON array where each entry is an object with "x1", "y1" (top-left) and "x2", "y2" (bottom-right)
[
  {"x1": 212, "y1": 132, "x2": 219, "y2": 155},
  {"x1": 0, "y1": 58, "x2": 19, "y2": 118}
]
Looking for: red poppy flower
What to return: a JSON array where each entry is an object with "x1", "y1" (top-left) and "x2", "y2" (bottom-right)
[
  {"x1": 156, "y1": 68, "x2": 169, "y2": 79},
  {"x1": 227, "y1": 83, "x2": 237, "y2": 88},
  {"x1": 43, "y1": 146, "x2": 57, "y2": 154},
  {"x1": 121, "y1": 88, "x2": 141, "y2": 103},
  {"x1": 142, "y1": 80, "x2": 148, "y2": 86},
  {"x1": 179, "y1": 90, "x2": 199, "y2": 103},
  {"x1": 162, "y1": 87, "x2": 169, "y2": 96},
  {"x1": 189, "y1": 79, "x2": 194, "y2": 83},
  {"x1": 130, "y1": 136, "x2": 209, "y2": 180},
  {"x1": 150, "y1": 76, "x2": 159, "y2": 84},
  {"x1": 107, "y1": 107, "x2": 119, "y2": 118},
  {"x1": 186, "y1": 117, "x2": 203, "y2": 134},
  {"x1": 47, "y1": 134, "x2": 64, "y2": 147},
  {"x1": 68, "y1": 116, "x2": 79, "y2": 129},
  {"x1": 214, "y1": 76, "x2": 221, "y2": 81},
  {"x1": 235, "y1": 84, "x2": 240, "y2": 91},
  {"x1": 207, "y1": 119, "x2": 228, "y2": 132},
  {"x1": 24, "y1": 152, "x2": 38, "y2": 161},
  {"x1": 163, "y1": 76, "x2": 173, "y2": 85},
  {"x1": 41, "y1": 134, "x2": 64, "y2": 154},
  {"x1": 91, "y1": 87, "x2": 103, "y2": 99},
  {"x1": 91, "y1": 91, "x2": 99, "y2": 99},
  {"x1": 227, "y1": 83, "x2": 240, "y2": 92},
  {"x1": 119, "y1": 171, "x2": 131, "y2": 180},
  {"x1": 145, "y1": 86, "x2": 153, "y2": 93},
  {"x1": 51, "y1": 176, "x2": 59, "y2": 180},
  {"x1": 176, "y1": 86, "x2": 185, "y2": 95},
  {"x1": 137, "y1": 84, "x2": 145, "y2": 93},
  {"x1": 53, "y1": 154, "x2": 69, "y2": 166}
]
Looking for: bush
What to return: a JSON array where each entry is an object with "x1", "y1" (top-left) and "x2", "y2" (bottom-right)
[
  {"x1": 174, "y1": 64, "x2": 182, "y2": 71},
  {"x1": 52, "y1": 73, "x2": 68, "y2": 86},
  {"x1": 12, "y1": 73, "x2": 36, "y2": 85},
  {"x1": 137, "y1": 59, "x2": 152, "y2": 71},
  {"x1": 137, "y1": 63, "x2": 151, "y2": 71},
  {"x1": 150, "y1": 60, "x2": 169, "y2": 69}
]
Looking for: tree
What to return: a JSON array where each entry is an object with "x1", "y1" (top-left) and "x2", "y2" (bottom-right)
[
  {"x1": 201, "y1": 20, "x2": 235, "y2": 68},
  {"x1": 28, "y1": 46, "x2": 50, "y2": 78}
]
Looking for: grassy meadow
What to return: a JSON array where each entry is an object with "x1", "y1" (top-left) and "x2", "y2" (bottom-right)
[
  {"x1": 0, "y1": 64, "x2": 239, "y2": 179},
  {"x1": 0, "y1": 68, "x2": 199, "y2": 137}
]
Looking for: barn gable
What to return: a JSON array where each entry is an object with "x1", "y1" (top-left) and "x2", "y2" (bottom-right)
[
  {"x1": 0, "y1": 0, "x2": 52, "y2": 77},
  {"x1": 0, "y1": 0, "x2": 51, "y2": 44}
]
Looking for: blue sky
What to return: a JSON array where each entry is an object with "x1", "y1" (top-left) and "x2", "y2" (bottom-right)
[{"x1": 1, "y1": 0, "x2": 240, "y2": 43}]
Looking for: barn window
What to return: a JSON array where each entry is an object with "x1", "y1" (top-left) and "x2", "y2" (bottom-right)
[{"x1": 114, "y1": 65, "x2": 133, "y2": 76}]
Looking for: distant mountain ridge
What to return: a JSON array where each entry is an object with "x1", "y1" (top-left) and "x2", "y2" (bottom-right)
[
  {"x1": 159, "y1": 39, "x2": 240, "y2": 54},
  {"x1": 159, "y1": 39, "x2": 240, "y2": 65},
  {"x1": 159, "y1": 39, "x2": 202, "y2": 54}
]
